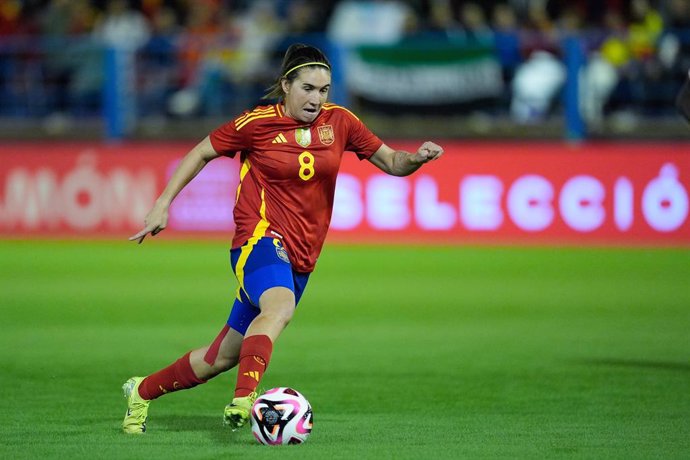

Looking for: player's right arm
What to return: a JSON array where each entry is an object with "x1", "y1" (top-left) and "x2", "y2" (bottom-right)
[{"x1": 129, "y1": 136, "x2": 221, "y2": 244}]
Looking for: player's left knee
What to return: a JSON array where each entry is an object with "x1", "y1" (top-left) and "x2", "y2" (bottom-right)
[{"x1": 211, "y1": 355, "x2": 237, "y2": 373}]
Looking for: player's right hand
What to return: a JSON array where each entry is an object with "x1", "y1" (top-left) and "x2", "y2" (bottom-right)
[{"x1": 128, "y1": 205, "x2": 169, "y2": 244}]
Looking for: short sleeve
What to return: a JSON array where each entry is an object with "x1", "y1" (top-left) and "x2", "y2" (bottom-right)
[
  {"x1": 209, "y1": 117, "x2": 251, "y2": 158},
  {"x1": 343, "y1": 111, "x2": 383, "y2": 160}
]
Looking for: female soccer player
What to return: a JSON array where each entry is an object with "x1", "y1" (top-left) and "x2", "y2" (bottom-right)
[{"x1": 122, "y1": 43, "x2": 443, "y2": 434}]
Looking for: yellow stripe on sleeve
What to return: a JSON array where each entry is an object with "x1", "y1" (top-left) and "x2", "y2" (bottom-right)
[
  {"x1": 322, "y1": 103, "x2": 360, "y2": 120},
  {"x1": 234, "y1": 107, "x2": 275, "y2": 127},
  {"x1": 236, "y1": 112, "x2": 278, "y2": 131}
]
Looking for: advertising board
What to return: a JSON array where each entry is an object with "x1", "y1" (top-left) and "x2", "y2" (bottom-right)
[{"x1": 1, "y1": 142, "x2": 688, "y2": 245}]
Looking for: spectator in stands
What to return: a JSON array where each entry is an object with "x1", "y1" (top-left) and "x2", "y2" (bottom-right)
[
  {"x1": 166, "y1": 0, "x2": 223, "y2": 117},
  {"x1": 282, "y1": 0, "x2": 336, "y2": 35},
  {"x1": 38, "y1": 0, "x2": 101, "y2": 117},
  {"x1": 230, "y1": 1, "x2": 286, "y2": 91},
  {"x1": 509, "y1": 0, "x2": 567, "y2": 123},
  {"x1": 628, "y1": 0, "x2": 664, "y2": 61},
  {"x1": 580, "y1": 8, "x2": 630, "y2": 128},
  {"x1": 169, "y1": 0, "x2": 288, "y2": 117},
  {"x1": 327, "y1": 0, "x2": 413, "y2": 45},
  {"x1": 139, "y1": 6, "x2": 180, "y2": 117},
  {"x1": 491, "y1": 2, "x2": 522, "y2": 86},
  {"x1": 624, "y1": 0, "x2": 665, "y2": 112},
  {"x1": 651, "y1": 0, "x2": 690, "y2": 111},
  {"x1": 48, "y1": 0, "x2": 152, "y2": 116},
  {"x1": 177, "y1": 0, "x2": 223, "y2": 89},
  {"x1": 419, "y1": 0, "x2": 461, "y2": 40},
  {"x1": 0, "y1": 0, "x2": 26, "y2": 115},
  {"x1": 630, "y1": 0, "x2": 688, "y2": 114},
  {"x1": 94, "y1": 0, "x2": 151, "y2": 52},
  {"x1": 660, "y1": 0, "x2": 690, "y2": 82},
  {"x1": 459, "y1": 2, "x2": 493, "y2": 45},
  {"x1": 510, "y1": 48, "x2": 566, "y2": 123},
  {"x1": 0, "y1": 0, "x2": 27, "y2": 35}
]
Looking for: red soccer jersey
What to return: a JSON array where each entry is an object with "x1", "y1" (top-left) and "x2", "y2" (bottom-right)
[{"x1": 209, "y1": 103, "x2": 383, "y2": 272}]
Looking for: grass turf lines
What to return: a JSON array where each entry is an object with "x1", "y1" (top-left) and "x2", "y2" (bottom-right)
[{"x1": 1, "y1": 240, "x2": 689, "y2": 459}]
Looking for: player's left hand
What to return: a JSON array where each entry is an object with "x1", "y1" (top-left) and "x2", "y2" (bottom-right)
[{"x1": 415, "y1": 141, "x2": 444, "y2": 163}]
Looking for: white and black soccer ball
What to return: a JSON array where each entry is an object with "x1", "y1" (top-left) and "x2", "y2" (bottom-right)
[{"x1": 250, "y1": 387, "x2": 313, "y2": 445}]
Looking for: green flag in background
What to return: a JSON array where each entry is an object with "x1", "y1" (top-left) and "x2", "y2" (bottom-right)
[{"x1": 345, "y1": 42, "x2": 504, "y2": 106}]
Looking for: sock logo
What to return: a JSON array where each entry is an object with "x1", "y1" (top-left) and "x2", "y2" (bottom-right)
[
  {"x1": 253, "y1": 356, "x2": 266, "y2": 366},
  {"x1": 159, "y1": 385, "x2": 168, "y2": 394},
  {"x1": 173, "y1": 381, "x2": 181, "y2": 390},
  {"x1": 243, "y1": 371, "x2": 260, "y2": 382}
]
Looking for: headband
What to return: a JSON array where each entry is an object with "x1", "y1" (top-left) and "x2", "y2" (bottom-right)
[{"x1": 283, "y1": 62, "x2": 330, "y2": 78}]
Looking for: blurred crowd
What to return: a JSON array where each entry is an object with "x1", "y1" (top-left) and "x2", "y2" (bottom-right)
[{"x1": 1, "y1": 0, "x2": 690, "y2": 127}]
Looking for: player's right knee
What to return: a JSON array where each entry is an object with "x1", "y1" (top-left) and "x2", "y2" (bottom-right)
[
  {"x1": 262, "y1": 303, "x2": 294, "y2": 328},
  {"x1": 259, "y1": 287, "x2": 295, "y2": 317}
]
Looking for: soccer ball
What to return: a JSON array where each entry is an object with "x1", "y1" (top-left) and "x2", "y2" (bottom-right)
[{"x1": 250, "y1": 387, "x2": 313, "y2": 445}]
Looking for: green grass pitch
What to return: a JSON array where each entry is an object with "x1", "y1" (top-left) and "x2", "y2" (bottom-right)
[{"x1": 1, "y1": 240, "x2": 689, "y2": 459}]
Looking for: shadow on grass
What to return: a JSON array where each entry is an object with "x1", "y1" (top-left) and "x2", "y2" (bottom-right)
[
  {"x1": 584, "y1": 358, "x2": 690, "y2": 372},
  {"x1": 154, "y1": 415, "x2": 255, "y2": 446}
]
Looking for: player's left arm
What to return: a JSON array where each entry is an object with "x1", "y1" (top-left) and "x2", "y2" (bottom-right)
[{"x1": 368, "y1": 142, "x2": 444, "y2": 177}]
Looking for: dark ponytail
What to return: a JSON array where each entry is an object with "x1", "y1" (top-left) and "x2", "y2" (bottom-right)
[{"x1": 263, "y1": 43, "x2": 331, "y2": 100}]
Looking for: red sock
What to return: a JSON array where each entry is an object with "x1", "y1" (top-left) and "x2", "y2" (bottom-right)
[
  {"x1": 234, "y1": 335, "x2": 273, "y2": 398},
  {"x1": 138, "y1": 352, "x2": 205, "y2": 400}
]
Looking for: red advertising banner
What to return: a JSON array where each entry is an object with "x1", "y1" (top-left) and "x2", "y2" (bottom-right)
[
  {"x1": 1, "y1": 141, "x2": 689, "y2": 245},
  {"x1": 0, "y1": 142, "x2": 239, "y2": 237}
]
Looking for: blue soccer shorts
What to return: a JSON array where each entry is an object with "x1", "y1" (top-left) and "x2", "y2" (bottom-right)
[{"x1": 226, "y1": 237, "x2": 310, "y2": 335}]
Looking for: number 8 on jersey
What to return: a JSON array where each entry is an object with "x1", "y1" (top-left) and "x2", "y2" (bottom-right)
[{"x1": 298, "y1": 151, "x2": 315, "y2": 181}]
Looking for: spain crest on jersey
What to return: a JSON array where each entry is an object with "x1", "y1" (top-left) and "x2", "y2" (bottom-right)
[
  {"x1": 318, "y1": 125, "x2": 335, "y2": 145},
  {"x1": 295, "y1": 127, "x2": 311, "y2": 147}
]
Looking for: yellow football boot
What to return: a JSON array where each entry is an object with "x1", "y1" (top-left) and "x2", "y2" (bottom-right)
[
  {"x1": 222, "y1": 392, "x2": 258, "y2": 430},
  {"x1": 122, "y1": 377, "x2": 150, "y2": 434}
]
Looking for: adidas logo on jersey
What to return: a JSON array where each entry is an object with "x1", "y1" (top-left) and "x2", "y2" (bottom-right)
[{"x1": 272, "y1": 133, "x2": 287, "y2": 144}]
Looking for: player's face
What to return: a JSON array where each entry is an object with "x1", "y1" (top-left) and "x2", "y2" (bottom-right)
[{"x1": 282, "y1": 67, "x2": 331, "y2": 123}]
